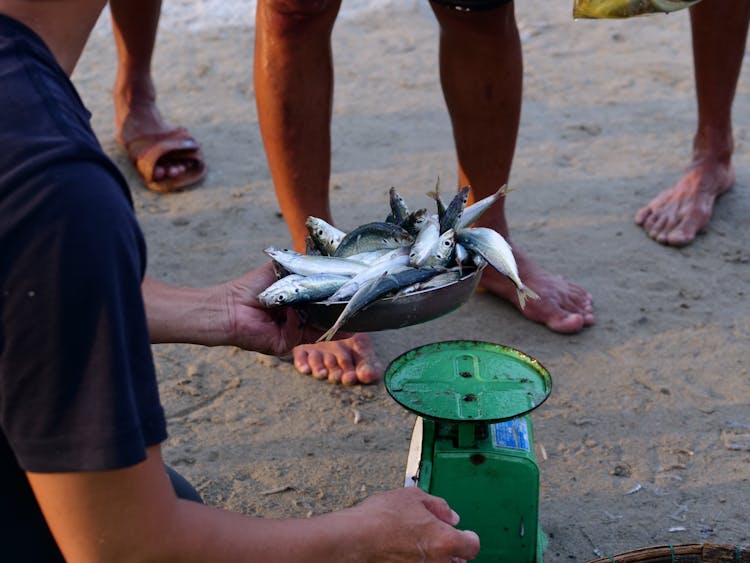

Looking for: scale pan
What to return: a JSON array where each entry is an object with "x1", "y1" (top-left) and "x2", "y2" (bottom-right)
[{"x1": 384, "y1": 340, "x2": 552, "y2": 423}]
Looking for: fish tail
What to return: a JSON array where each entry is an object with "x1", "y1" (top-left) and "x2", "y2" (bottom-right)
[
  {"x1": 317, "y1": 309, "x2": 352, "y2": 342},
  {"x1": 317, "y1": 323, "x2": 340, "y2": 342},
  {"x1": 516, "y1": 285, "x2": 540, "y2": 310}
]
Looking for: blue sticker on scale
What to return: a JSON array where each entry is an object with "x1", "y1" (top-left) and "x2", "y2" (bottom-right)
[{"x1": 492, "y1": 418, "x2": 530, "y2": 451}]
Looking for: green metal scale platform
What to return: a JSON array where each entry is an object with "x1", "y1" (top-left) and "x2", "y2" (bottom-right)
[{"x1": 384, "y1": 340, "x2": 552, "y2": 563}]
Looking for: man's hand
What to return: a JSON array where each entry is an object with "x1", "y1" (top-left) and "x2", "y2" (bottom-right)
[
  {"x1": 335, "y1": 487, "x2": 481, "y2": 562},
  {"x1": 221, "y1": 262, "x2": 330, "y2": 355}
]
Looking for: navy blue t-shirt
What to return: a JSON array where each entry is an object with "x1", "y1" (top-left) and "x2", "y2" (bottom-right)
[{"x1": 0, "y1": 15, "x2": 167, "y2": 561}]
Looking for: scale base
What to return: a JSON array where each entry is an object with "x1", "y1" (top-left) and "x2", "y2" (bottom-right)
[{"x1": 405, "y1": 417, "x2": 546, "y2": 563}]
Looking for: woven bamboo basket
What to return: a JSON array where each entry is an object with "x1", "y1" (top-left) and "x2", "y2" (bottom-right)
[{"x1": 585, "y1": 543, "x2": 749, "y2": 562}]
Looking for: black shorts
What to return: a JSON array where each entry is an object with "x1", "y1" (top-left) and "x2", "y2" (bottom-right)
[{"x1": 430, "y1": 0, "x2": 513, "y2": 11}]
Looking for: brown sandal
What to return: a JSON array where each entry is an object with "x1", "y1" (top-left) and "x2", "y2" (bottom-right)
[{"x1": 120, "y1": 127, "x2": 207, "y2": 193}]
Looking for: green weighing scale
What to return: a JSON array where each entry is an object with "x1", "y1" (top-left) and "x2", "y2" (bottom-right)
[{"x1": 385, "y1": 340, "x2": 552, "y2": 563}]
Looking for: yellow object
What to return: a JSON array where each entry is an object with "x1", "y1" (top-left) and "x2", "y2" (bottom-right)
[{"x1": 573, "y1": 0, "x2": 702, "y2": 18}]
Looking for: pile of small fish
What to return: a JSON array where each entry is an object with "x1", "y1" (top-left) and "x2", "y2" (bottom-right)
[{"x1": 260, "y1": 183, "x2": 538, "y2": 341}]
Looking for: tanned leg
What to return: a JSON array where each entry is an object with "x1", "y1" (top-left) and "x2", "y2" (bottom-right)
[
  {"x1": 635, "y1": 0, "x2": 750, "y2": 246},
  {"x1": 111, "y1": 0, "x2": 202, "y2": 185},
  {"x1": 430, "y1": 2, "x2": 594, "y2": 333},
  {"x1": 254, "y1": 0, "x2": 381, "y2": 385}
]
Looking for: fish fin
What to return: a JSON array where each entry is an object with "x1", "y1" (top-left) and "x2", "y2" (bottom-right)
[
  {"x1": 497, "y1": 183, "x2": 513, "y2": 196},
  {"x1": 317, "y1": 323, "x2": 340, "y2": 342},
  {"x1": 317, "y1": 301, "x2": 355, "y2": 341},
  {"x1": 516, "y1": 285, "x2": 540, "y2": 310}
]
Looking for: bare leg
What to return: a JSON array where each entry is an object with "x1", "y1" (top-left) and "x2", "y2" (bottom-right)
[
  {"x1": 635, "y1": 0, "x2": 750, "y2": 246},
  {"x1": 430, "y1": 2, "x2": 594, "y2": 334},
  {"x1": 254, "y1": 0, "x2": 381, "y2": 385},
  {"x1": 111, "y1": 0, "x2": 205, "y2": 190}
]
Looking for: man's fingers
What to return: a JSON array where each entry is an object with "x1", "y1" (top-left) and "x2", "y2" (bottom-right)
[
  {"x1": 450, "y1": 529, "x2": 480, "y2": 561},
  {"x1": 421, "y1": 493, "x2": 459, "y2": 526},
  {"x1": 418, "y1": 492, "x2": 480, "y2": 560}
]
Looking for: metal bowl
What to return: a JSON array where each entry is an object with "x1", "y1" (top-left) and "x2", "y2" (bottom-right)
[{"x1": 295, "y1": 265, "x2": 485, "y2": 333}]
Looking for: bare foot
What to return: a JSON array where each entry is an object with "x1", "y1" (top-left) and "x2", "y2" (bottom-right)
[
  {"x1": 634, "y1": 160, "x2": 734, "y2": 246},
  {"x1": 292, "y1": 333, "x2": 384, "y2": 386},
  {"x1": 478, "y1": 247, "x2": 594, "y2": 334},
  {"x1": 113, "y1": 83, "x2": 205, "y2": 188}
]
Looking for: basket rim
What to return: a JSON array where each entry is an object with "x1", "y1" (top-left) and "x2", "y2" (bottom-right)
[{"x1": 584, "y1": 542, "x2": 749, "y2": 563}]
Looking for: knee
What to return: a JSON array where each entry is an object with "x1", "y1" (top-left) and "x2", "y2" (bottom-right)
[{"x1": 259, "y1": 0, "x2": 340, "y2": 37}]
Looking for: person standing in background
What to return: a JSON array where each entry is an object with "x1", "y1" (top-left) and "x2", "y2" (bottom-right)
[
  {"x1": 110, "y1": 0, "x2": 207, "y2": 193},
  {"x1": 253, "y1": 0, "x2": 595, "y2": 385},
  {"x1": 635, "y1": 0, "x2": 750, "y2": 246}
]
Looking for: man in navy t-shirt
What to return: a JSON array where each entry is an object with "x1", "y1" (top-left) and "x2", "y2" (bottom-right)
[
  {"x1": 0, "y1": 3, "x2": 479, "y2": 561},
  {"x1": 1, "y1": 11, "x2": 167, "y2": 560}
]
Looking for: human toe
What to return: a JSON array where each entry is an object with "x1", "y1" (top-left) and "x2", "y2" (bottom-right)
[
  {"x1": 546, "y1": 312, "x2": 587, "y2": 334},
  {"x1": 166, "y1": 163, "x2": 187, "y2": 178},
  {"x1": 354, "y1": 361, "x2": 383, "y2": 384},
  {"x1": 327, "y1": 368, "x2": 344, "y2": 384},
  {"x1": 566, "y1": 285, "x2": 593, "y2": 310},
  {"x1": 664, "y1": 226, "x2": 696, "y2": 247},
  {"x1": 647, "y1": 210, "x2": 670, "y2": 234},
  {"x1": 153, "y1": 165, "x2": 167, "y2": 181},
  {"x1": 292, "y1": 348, "x2": 312, "y2": 375},
  {"x1": 634, "y1": 206, "x2": 651, "y2": 225},
  {"x1": 640, "y1": 205, "x2": 664, "y2": 231},
  {"x1": 294, "y1": 347, "x2": 329, "y2": 379},
  {"x1": 318, "y1": 352, "x2": 342, "y2": 384},
  {"x1": 340, "y1": 369, "x2": 361, "y2": 386},
  {"x1": 309, "y1": 362, "x2": 329, "y2": 380}
]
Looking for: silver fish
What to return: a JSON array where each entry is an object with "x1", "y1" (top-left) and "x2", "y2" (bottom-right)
[
  {"x1": 472, "y1": 253, "x2": 487, "y2": 269},
  {"x1": 409, "y1": 215, "x2": 440, "y2": 268},
  {"x1": 398, "y1": 269, "x2": 462, "y2": 295},
  {"x1": 386, "y1": 186, "x2": 410, "y2": 226},
  {"x1": 454, "y1": 242, "x2": 470, "y2": 274},
  {"x1": 401, "y1": 208, "x2": 430, "y2": 236},
  {"x1": 259, "y1": 273, "x2": 350, "y2": 307},
  {"x1": 456, "y1": 184, "x2": 510, "y2": 230},
  {"x1": 333, "y1": 222, "x2": 414, "y2": 258},
  {"x1": 421, "y1": 228, "x2": 455, "y2": 269},
  {"x1": 305, "y1": 216, "x2": 346, "y2": 256},
  {"x1": 439, "y1": 185, "x2": 470, "y2": 234},
  {"x1": 264, "y1": 248, "x2": 368, "y2": 277},
  {"x1": 318, "y1": 267, "x2": 438, "y2": 341},
  {"x1": 327, "y1": 253, "x2": 410, "y2": 302},
  {"x1": 305, "y1": 236, "x2": 322, "y2": 256},
  {"x1": 345, "y1": 247, "x2": 403, "y2": 265},
  {"x1": 455, "y1": 227, "x2": 539, "y2": 309}
]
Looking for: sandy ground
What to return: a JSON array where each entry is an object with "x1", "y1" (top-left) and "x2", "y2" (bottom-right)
[{"x1": 72, "y1": 2, "x2": 749, "y2": 560}]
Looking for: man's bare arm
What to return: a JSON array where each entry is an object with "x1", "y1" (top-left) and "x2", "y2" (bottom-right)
[
  {"x1": 142, "y1": 263, "x2": 328, "y2": 354},
  {"x1": 27, "y1": 445, "x2": 479, "y2": 562}
]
